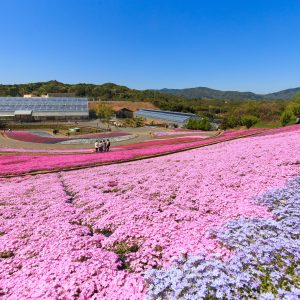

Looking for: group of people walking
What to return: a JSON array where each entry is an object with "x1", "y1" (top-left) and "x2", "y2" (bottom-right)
[{"x1": 95, "y1": 139, "x2": 111, "y2": 153}]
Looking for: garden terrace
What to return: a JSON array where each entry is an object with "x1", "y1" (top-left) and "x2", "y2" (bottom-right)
[
  {"x1": 0, "y1": 128, "x2": 266, "y2": 177},
  {"x1": 4, "y1": 130, "x2": 131, "y2": 144}
]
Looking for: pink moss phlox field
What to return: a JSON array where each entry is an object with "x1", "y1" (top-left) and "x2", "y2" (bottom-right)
[
  {"x1": 5, "y1": 131, "x2": 130, "y2": 144},
  {"x1": 0, "y1": 128, "x2": 264, "y2": 176},
  {"x1": 0, "y1": 137, "x2": 205, "y2": 155},
  {"x1": 0, "y1": 134, "x2": 218, "y2": 154},
  {"x1": 115, "y1": 136, "x2": 206, "y2": 150},
  {"x1": 256, "y1": 124, "x2": 300, "y2": 136},
  {"x1": 1, "y1": 126, "x2": 300, "y2": 299},
  {"x1": 0, "y1": 174, "x2": 144, "y2": 299},
  {"x1": 0, "y1": 147, "x2": 94, "y2": 154},
  {"x1": 153, "y1": 131, "x2": 208, "y2": 137}
]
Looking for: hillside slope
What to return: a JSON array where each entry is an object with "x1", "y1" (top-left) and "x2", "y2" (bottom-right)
[
  {"x1": 0, "y1": 80, "x2": 183, "y2": 103},
  {"x1": 1, "y1": 126, "x2": 300, "y2": 299},
  {"x1": 159, "y1": 87, "x2": 263, "y2": 100},
  {"x1": 1, "y1": 80, "x2": 300, "y2": 101},
  {"x1": 159, "y1": 86, "x2": 300, "y2": 100},
  {"x1": 264, "y1": 87, "x2": 300, "y2": 100}
]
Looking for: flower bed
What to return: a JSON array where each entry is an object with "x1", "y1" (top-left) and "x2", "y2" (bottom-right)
[
  {"x1": 146, "y1": 177, "x2": 300, "y2": 299},
  {"x1": 115, "y1": 136, "x2": 206, "y2": 150},
  {"x1": 0, "y1": 128, "x2": 265, "y2": 176},
  {"x1": 153, "y1": 131, "x2": 207, "y2": 137},
  {"x1": 0, "y1": 147, "x2": 94, "y2": 154},
  {"x1": 0, "y1": 137, "x2": 205, "y2": 155},
  {"x1": 5, "y1": 131, "x2": 130, "y2": 144},
  {"x1": 256, "y1": 124, "x2": 300, "y2": 137},
  {"x1": 57, "y1": 134, "x2": 136, "y2": 145},
  {"x1": 0, "y1": 126, "x2": 299, "y2": 299}
]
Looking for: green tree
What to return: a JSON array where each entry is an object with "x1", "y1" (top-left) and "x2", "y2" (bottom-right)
[
  {"x1": 292, "y1": 93, "x2": 300, "y2": 103},
  {"x1": 186, "y1": 118, "x2": 211, "y2": 131},
  {"x1": 285, "y1": 93, "x2": 300, "y2": 120},
  {"x1": 220, "y1": 115, "x2": 241, "y2": 129},
  {"x1": 95, "y1": 103, "x2": 114, "y2": 120},
  {"x1": 240, "y1": 115, "x2": 258, "y2": 129},
  {"x1": 280, "y1": 111, "x2": 292, "y2": 126},
  {"x1": 291, "y1": 104, "x2": 300, "y2": 117}
]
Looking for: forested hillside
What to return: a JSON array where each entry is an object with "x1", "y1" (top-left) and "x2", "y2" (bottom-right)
[
  {"x1": 159, "y1": 86, "x2": 300, "y2": 100},
  {"x1": 0, "y1": 80, "x2": 181, "y2": 102},
  {"x1": 2, "y1": 80, "x2": 300, "y2": 101},
  {"x1": 159, "y1": 87, "x2": 263, "y2": 100}
]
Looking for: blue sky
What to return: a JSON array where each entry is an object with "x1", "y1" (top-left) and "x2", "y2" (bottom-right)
[{"x1": 0, "y1": 0, "x2": 299, "y2": 93}]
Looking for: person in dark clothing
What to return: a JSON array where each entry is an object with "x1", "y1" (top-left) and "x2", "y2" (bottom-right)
[
  {"x1": 99, "y1": 140, "x2": 104, "y2": 152},
  {"x1": 106, "y1": 139, "x2": 111, "y2": 152}
]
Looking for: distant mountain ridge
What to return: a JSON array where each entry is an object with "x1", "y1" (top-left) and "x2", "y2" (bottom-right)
[
  {"x1": 0, "y1": 80, "x2": 299, "y2": 101},
  {"x1": 264, "y1": 87, "x2": 300, "y2": 100},
  {"x1": 159, "y1": 86, "x2": 300, "y2": 100}
]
